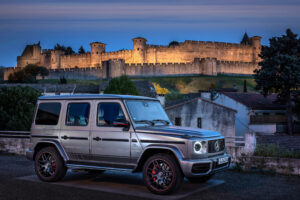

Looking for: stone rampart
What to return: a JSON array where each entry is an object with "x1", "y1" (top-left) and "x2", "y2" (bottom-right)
[{"x1": 42, "y1": 58, "x2": 257, "y2": 80}]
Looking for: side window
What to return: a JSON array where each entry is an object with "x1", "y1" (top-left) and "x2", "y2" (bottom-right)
[
  {"x1": 66, "y1": 103, "x2": 90, "y2": 126},
  {"x1": 97, "y1": 103, "x2": 125, "y2": 127},
  {"x1": 35, "y1": 103, "x2": 61, "y2": 125},
  {"x1": 197, "y1": 117, "x2": 202, "y2": 128},
  {"x1": 175, "y1": 117, "x2": 181, "y2": 126}
]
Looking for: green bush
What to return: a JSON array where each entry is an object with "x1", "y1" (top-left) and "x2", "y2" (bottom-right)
[
  {"x1": 0, "y1": 86, "x2": 41, "y2": 131},
  {"x1": 165, "y1": 90, "x2": 183, "y2": 101},
  {"x1": 104, "y1": 75, "x2": 139, "y2": 95},
  {"x1": 254, "y1": 144, "x2": 300, "y2": 159}
]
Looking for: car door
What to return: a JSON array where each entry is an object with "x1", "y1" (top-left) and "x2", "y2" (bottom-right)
[
  {"x1": 90, "y1": 100, "x2": 131, "y2": 167},
  {"x1": 60, "y1": 100, "x2": 93, "y2": 161}
]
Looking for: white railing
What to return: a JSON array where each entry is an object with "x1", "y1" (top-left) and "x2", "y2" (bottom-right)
[
  {"x1": 225, "y1": 136, "x2": 245, "y2": 147},
  {"x1": 0, "y1": 130, "x2": 30, "y2": 138}
]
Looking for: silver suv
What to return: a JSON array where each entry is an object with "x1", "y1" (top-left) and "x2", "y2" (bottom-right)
[{"x1": 26, "y1": 94, "x2": 230, "y2": 194}]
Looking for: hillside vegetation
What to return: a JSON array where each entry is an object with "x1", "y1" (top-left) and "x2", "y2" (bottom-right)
[
  {"x1": 35, "y1": 74, "x2": 256, "y2": 94},
  {"x1": 138, "y1": 75, "x2": 256, "y2": 94}
]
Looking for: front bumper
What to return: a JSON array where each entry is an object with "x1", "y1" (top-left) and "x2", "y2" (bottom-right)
[
  {"x1": 26, "y1": 149, "x2": 34, "y2": 160},
  {"x1": 179, "y1": 154, "x2": 231, "y2": 178}
]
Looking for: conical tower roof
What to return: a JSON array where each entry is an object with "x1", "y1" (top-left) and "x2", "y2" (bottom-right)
[{"x1": 240, "y1": 32, "x2": 250, "y2": 45}]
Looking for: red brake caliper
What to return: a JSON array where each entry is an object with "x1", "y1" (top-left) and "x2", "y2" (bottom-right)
[
  {"x1": 152, "y1": 164, "x2": 157, "y2": 181},
  {"x1": 52, "y1": 161, "x2": 56, "y2": 172}
]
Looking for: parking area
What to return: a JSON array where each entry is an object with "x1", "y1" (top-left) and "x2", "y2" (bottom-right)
[{"x1": 1, "y1": 153, "x2": 300, "y2": 200}]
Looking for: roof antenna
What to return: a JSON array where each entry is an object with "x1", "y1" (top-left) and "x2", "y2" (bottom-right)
[{"x1": 72, "y1": 84, "x2": 76, "y2": 95}]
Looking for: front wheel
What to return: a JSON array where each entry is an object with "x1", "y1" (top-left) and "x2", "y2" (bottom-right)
[
  {"x1": 142, "y1": 153, "x2": 183, "y2": 195},
  {"x1": 34, "y1": 147, "x2": 67, "y2": 182}
]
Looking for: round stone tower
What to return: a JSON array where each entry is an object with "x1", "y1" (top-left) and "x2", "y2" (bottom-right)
[
  {"x1": 132, "y1": 37, "x2": 147, "y2": 63},
  {"x1": 90, "y1": 42, "x2": 106, "y2": 67},
  {"x1": 250, "y1": 36, "x2": 262, "y2": 63},
  {"x1": 50, "y1": 50, "x2": 64, "y2": 69}
]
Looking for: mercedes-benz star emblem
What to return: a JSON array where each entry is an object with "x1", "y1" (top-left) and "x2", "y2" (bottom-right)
[{"x1": 214, "y1": 141, "x2": 220, "y2": 152}]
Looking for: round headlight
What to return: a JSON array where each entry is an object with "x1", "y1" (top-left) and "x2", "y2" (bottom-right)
[
  {"x1": 194, "y1": 141, "x2": 207, "y2": 154},
  {"x1": 194, "y1": 141, "x2": 202, "y2": 154}
]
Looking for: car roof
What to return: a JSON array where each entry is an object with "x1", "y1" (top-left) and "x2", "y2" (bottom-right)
[{"x1": 38, "y1": 94, "x2": 157, "y2": 101}]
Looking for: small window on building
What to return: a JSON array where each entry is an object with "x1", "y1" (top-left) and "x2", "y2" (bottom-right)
[
  {"x1": 137, "y1": 48, "x2": 139, "y2": 50},
  {"x1": 96, "y1": 52, "x2": 98, "y2": 54},
  {"x1": 66, "y1": 103, "x2": 90, "y2": 126},
  {"x1": 197, "y1": 118, "x2": 202, "y2": 128},
  {"x1": 175, "y1": 117, "x2": 181, "y2": 126},
  {"x1": 35, "y1": 103, "x2": 61, "y2": 125}
]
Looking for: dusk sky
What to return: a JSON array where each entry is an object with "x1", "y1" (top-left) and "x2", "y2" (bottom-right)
[{"x1": 0, "y1": 0, "x2": 300, "y2": 67}]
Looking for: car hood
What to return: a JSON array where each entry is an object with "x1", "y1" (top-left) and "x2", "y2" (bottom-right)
[{"x1": 135, "y1": 126, "x2": 221, "y2": 138}]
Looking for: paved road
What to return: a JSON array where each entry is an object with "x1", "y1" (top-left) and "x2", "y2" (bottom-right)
[{"x1": 0, "y1": 153, "x2": 300, "y2": 200}]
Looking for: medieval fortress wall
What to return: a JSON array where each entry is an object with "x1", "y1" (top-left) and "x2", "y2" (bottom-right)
[{"x1": 4, "y1": 35, "x2": 261, "y2": 80}]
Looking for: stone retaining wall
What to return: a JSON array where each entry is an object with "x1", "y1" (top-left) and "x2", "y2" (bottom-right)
[
  {"x1": 240, "y1": 156, "x2": 300, "y2": 176},
  {"x1": 0, "y1": 138, "x2": 30, "y2": 155}
]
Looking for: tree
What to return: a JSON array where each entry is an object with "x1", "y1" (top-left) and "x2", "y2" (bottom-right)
[
  {"x1": 0, "y1": 66, "x2": 4, "y2": 81},
  {"x1": 65, "y1": 46, "x2": 75, "y2": 55},
  {"x1": 169, "y1": 41, "x2": 179, "y2": 47},
  {"x1": 78, "y1": 46, "x2": 86, "y2": 54},
  {"x1": 38, "y1": 66, "x2": 49, "y2": 79},
  {"x1": 0, "y1": 86, "x2": 41, "y2": 131},
  {"x1": 153, "y1": 82, "x2": 169, "y2": 95},
  {"x1": 8, "y1": 64, "x2": 48, "y2": 83},
  {"x1": 254, "y1": 29, "x2": 300, "y2": 135},
  {"x1": 54, "y1": 44, "x2": 74, "y2": 55},
  {"x1": 243, "y1": 80, "x2": 248, "y2": 93},
  {"x1": 104, "y1": 75, "x2": 139, "y2": 95},
  {"x1": 54, "y1": 43, "x2": 66, "y2": 52}
]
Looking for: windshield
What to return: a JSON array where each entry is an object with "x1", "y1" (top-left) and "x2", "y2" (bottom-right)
[{"x1": 125, "y1": 100, "x2": 171, "y2": 126}]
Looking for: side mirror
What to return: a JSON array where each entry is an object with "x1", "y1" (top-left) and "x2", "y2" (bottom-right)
[{"x1": 113, "y1": 119, "x2": 130, "y2": 131}]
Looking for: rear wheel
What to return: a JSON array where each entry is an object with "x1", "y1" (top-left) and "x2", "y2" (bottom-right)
[
  {"x1": 34, "y1": 147, "x2": 67, "y2": 182},
  {"x1": 187, "y1": 174, "x2": 213, "y2": 183},
  {"x1": 142, "y1": 153, "x2": 183, "y2": 195}
]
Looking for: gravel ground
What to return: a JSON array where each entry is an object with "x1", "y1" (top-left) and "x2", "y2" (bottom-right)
[{"x1": 0, "y1": 153, "x2": 300, "y2": 200}]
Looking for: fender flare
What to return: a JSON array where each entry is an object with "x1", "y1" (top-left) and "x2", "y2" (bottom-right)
[
  {"x1": 33, "y1": 139, "x2": 69, "y2": 162},
  {"x1": 134, "y1": 144, "x2": 184, "y2": 171}
]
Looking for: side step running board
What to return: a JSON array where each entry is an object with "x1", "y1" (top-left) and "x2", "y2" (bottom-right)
[{"x1": 66, "y1": 164, "x2": 133, "y2": 172}]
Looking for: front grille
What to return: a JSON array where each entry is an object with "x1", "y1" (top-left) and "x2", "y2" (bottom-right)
[
  {"x1": 191, "y1": 163, "x2": 211, "y2": 173},
  {"x1": 208, "y1": 139, "x2": 225, "y2": 153}
]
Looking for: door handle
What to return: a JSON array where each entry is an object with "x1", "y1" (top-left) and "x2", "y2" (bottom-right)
[
  {"x1": 93, "y1": 137, "x2": 101, "y2": 141},
  {"x1": 61, "y1": 135, "x2": 69, "y2": 140}
]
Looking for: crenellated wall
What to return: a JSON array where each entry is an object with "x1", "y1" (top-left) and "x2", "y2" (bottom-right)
[
  {"x1": 60, "y1": 53, "x2": 92, "y2": 68},
  {"x1": 27, "y1": 58, "x2": 258, "y2": 81}
]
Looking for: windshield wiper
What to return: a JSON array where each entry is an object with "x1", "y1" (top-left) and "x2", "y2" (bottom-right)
[
  {"x1": 135, "y1": 120, "x2": 155, "y2": 126},
  {"x1": 152, "y1": 119, "x2": 170, "y2": 125}
]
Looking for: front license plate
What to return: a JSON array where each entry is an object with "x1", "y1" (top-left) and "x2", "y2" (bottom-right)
[{"x1": 218, "y1": 157, "x2": 229, "y2": 165}]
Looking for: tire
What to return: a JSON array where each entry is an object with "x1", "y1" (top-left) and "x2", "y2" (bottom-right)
[
  {"x1": 34, "y1": 146, "x2": 67, "y2": 182},
  {"x1": 142, "y1": 153, "x2": 183, "y2": 195},
  {"x1": 187, "y1": 174, "x2": 213, "y2": 183}
]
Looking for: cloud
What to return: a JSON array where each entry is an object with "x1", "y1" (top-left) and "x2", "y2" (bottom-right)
[{"x1": 0, "y1": 3, "x2": 299, "y2": 32}]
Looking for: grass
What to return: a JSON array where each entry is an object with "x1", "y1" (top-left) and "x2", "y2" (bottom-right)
[
  {"x1": 134, "y1": 74, "x2": 256, "y2": 94},
  {"x1": 254, "y1": 144, "x2": 300, "y2": 159},
  {"x1": 8, "y1": 74, "x2": 256, "y2": 94}
]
